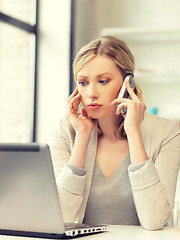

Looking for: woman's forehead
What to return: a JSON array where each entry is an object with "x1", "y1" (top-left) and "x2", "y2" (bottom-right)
[{"x1": 77, "y1": 55, "x2": 120, "y2": 76}]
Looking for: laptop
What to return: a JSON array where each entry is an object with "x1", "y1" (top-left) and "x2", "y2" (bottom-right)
[{"x1": 0, "y1": 143, "x2": 108, "y2": 239}]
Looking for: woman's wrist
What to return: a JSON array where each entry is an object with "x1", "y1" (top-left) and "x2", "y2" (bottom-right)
[
  {"x1": 126, "y1": 128, "x2": 148, "y2": 165},
  {"x1": 76, "y1": 129, "x2": 92, "y2": 141},
  {"x1": 68, "y1": 131, "x2": 92, "y2": 169},
  {"x1": 125, "y1": 125, "x2": 141, "y2": 138}
]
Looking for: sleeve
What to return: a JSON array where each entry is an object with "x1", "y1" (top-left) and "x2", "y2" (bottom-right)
[
  {"x1": 128, "y1": 120, "x2": 180, "y2": 230},
  {"x1": 50, "y1": 120, "x2": 87, "y2": 223},
  {"x1": 67, "y1": 163, "x2": 87, "y2": 176}
]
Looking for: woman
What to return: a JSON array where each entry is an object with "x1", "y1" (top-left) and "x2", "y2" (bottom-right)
[{"x1": 51, "y1": 36, "x2": 180, "y2": 230}]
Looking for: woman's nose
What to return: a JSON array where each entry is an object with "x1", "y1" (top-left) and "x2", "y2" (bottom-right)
[{"x1": 88, "y1": 85, "x2": 98, "y2": 99}]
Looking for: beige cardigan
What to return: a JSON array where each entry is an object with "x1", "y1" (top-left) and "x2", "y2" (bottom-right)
[{"x1": 50, "y1": 112, "x2": 180, "y2": 230}]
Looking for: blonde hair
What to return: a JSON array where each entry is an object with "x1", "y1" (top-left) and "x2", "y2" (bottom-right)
[{"x1": 73, "y1": 36, "x2": 142, "y2": 139}]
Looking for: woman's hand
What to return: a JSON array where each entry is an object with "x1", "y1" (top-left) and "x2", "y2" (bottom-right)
[
  {"x1": 66, "y1": 88, "x2": 94, "y2": 168},
  {"x1": 66, "y1": 87, "x2": 94, "y2": 136},
  {"x1": 111, "y1": 81, "x2": 146, "y2": 135},
  {"x1": 111, "y1": 81, "x2": 148, "y2": 165}
]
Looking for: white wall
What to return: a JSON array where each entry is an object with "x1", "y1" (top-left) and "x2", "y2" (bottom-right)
[{"x1": 37, "y1": 0, "x2": 71, "y2": 143}]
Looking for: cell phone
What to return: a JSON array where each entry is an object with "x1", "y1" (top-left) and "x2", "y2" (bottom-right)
[{"x1": 116, "y1": 75, "x2": 136, "y2": 114}]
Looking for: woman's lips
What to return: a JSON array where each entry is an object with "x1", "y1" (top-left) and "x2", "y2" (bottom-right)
[{"x1": 87, "y1": 104, "x2": 102, "y2": 110}]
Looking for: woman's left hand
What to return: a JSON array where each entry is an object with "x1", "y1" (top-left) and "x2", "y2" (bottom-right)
[{"x1": 111, "y1": 81, "x2": 146, "y2": 135}]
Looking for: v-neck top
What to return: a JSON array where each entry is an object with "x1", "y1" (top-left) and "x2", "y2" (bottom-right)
[{"x1": 83, "y1": 153, "x2": 140, "y2": 225}]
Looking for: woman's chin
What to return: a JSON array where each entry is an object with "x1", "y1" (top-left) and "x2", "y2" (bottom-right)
[
  {"x1": 88, "y1": 112, "x2": 104, "y2": 120},
  {"x1": 87, "y1": 111, "x2": 99, "y2": 120},
  {"x1": 88, "y1": 114, "x2": 98, "y2": 120}
]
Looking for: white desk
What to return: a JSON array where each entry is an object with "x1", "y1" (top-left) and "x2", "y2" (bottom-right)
[{"x1": 0, "y1": 226, "x2": 180, "y2": 240}]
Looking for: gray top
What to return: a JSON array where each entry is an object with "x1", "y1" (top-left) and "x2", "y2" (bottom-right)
[
  {"x1": 51, "y1": 114, "x2": 180, "y2": 229},
  {"x1": 83, "y1": 154, "x2": 140, "y2": 225},
  {"x1": 67, "y1": 156, "x2": 150, "y2": 226}
]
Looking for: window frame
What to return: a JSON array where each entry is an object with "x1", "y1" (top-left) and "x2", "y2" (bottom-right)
[{"x1": 0, "y1": 0, "x2": 39, "y2": 142}]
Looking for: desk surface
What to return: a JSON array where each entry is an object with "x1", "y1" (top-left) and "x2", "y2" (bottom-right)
[{"x1": 0, "y1": 226, "x2": 180, "y2": 240}]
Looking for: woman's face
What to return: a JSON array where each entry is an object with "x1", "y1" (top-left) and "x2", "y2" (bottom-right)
[{"x1": 77, "y1": 55, "x2": 124, "y2": 120}]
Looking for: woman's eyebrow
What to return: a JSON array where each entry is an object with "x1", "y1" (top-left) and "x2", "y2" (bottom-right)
[
  {"x1": 97, "y1": 73, "x2": 112, "y2": 77},
  {"x1": 77, "y1": 73, "x2": 112, "y2": 79},
  {"x1": 77, "y1": 75, "x2": 88, "y2": 79}
]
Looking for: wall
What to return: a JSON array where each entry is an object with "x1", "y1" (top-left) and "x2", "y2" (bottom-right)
[
  {"x1": 37, "y1": 0, "x2": 70, "y2": 144},
  {"x1": 96, "y1": 0, "x2": 180, "y2": 28},
  {"x1": 73, "y1": 0, "x2": 98, "y2": 55}
]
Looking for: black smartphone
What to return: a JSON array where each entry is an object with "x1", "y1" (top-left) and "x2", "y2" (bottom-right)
[{"x1": 116, "y1": 75, "x2": 136, "y2": 114}]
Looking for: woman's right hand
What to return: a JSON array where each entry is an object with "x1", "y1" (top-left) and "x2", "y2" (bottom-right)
[{"x1": 66, "y1": 88, "x2": 94, "y2": 136}]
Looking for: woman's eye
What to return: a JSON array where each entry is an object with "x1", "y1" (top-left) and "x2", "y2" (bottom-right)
[
  {"x1": 99, "y1": 80, "x2": 109, "y2": 84},
  {"x1": 78, "y1": 81, "x2": 88, "y2": 86}
]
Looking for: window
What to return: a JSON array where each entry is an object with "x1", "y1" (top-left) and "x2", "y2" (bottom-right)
[{"x1": 0, "y1": 0, "x2": 38, "y2": 142}]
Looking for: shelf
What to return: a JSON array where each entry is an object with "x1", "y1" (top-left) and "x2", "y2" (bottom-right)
[
  {"x1": 101, "y1": 27, "x2": 180, "y2": 43},
  {"x1": 134, "y1": 72, "x2": 180, "y2": 83}
]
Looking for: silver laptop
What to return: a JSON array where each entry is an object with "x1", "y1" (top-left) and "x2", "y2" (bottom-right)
[{"x1": 0, "y1": 143, "x2": 107, "y2": 238}]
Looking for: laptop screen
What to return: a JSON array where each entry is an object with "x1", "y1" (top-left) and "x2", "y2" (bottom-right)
[{"x1": 0, "y1": 143, "x2": 65, "y2": 237}]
